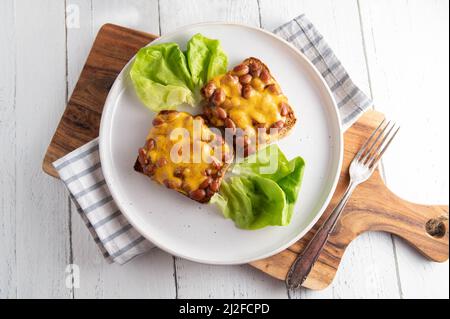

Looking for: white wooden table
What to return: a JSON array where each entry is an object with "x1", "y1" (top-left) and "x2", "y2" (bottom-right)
[{"x1": 0, "y1": 0, "x2": 448, "y2": 299}]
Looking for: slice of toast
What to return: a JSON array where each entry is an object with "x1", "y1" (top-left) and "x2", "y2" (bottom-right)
[
  {"x1": 201, "y1": 57, "x2": 296, "y2": 156},
  {"x1": 135, "y1": 111, "x2": 233, "y2": 203}
]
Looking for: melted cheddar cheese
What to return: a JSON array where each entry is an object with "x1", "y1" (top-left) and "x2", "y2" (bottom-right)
[
  {"x1": 204, "y1": 61, "x2": 291, "y2": 147},
  {"x1": 141, "y1": 111, "x2": 231, "y2": 196}
]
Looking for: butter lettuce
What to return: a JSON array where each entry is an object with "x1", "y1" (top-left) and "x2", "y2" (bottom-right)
[
  {"x1": 130, "y1": 34, "x2": 228, "y2": 112},
  {"x1": 187, "y1": 33, "x2": 228, "y2": 88},
  {"x1": 130, "y1": 43, "x2": 195, "y2": 111},
  {"x1": 211, "y1": 145, "x2": 305, "y2": 230}
]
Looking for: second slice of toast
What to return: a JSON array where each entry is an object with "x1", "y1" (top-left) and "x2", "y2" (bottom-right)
[{"x1": 201, "y1": 57, "x2": 297, "y2": 156}]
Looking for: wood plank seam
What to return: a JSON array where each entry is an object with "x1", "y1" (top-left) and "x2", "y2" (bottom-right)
[{"x1": 64, "y1": 0, "x2": 75, "y2": 300}]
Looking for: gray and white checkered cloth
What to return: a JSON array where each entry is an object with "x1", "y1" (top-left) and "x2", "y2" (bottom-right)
[{"x1": 54, "y1": 14, "x2": 372, "y2": 264}]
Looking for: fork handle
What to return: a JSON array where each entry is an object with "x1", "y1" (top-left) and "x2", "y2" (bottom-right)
[{"x1": 286, "y1": 182, "x2": 357, "y2": 289}]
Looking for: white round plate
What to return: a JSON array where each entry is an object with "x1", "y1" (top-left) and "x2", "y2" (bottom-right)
[{"x1": 100, "y1": 22, "x2": 343, "y2": 265}]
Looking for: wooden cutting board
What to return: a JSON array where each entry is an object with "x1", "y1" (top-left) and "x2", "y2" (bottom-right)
[{"x1": 43, "y1": 24, "x2": 449, "y2": 290}]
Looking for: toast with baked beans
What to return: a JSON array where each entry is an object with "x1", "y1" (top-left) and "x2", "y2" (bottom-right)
[
  {"x1": 201, "y1": 57, "x2": 296, "y2": 156},
  {"x1": 135, "y1": 111, "x2": 233, "y2": 203}
]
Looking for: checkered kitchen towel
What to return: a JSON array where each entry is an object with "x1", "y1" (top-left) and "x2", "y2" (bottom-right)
[{"x1": 54, "y1": 14, "x2": 372, "y2": 264}]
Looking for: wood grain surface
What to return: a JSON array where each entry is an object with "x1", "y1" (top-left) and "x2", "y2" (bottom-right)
[
  {"x1": 251, "y1": 110, "x2": 449, "y2": 289},
  {"x1": 41, "y1": 23, "x2": 448, "y2": 291},
  {"x1": 43, "y1": 23, "x2": 158, "y2": 177}
]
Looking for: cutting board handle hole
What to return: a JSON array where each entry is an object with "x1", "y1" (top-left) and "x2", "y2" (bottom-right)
[{"x1": 425, "y1": 218, "x2": 447, "y2": 238}]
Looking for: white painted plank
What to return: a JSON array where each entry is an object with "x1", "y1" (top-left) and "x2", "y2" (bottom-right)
[
  {"x1": 176, "y1": 262, "x2": 288, "y2": 298},
  {"x1": 14, "y1": 0, "x2": 71, "y2": 298},
  {"x1": 159, "y1": 0, "x2": 260, "y2": 34},
  {"x1": 159, "y1": 0, "x2": 288, "y2": 298},
  {"x1": 0, "y1": 0, "x2": 17, "y2": 299},
  {"x1": 66, "y1": 0, "x2": 95, "y2": 95},
  {"x1": 91, "y1": 0, "x2": 160, "y2": 35},
  {"x1": 259, "y1": 0, "x2": 400, "y2": 299},
  {"x1": 359, "y1": 0, "x2": 449, "y2": 299},
  {"x1": 71, "y1": 216, "x2": 176, "y2": 298},
  {"x1": 66, "y1": 0, "x2": 176, "y2": 298}
]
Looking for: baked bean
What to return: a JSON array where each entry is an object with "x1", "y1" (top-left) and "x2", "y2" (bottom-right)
[
  {"x1": 260, "y1": 68, "x2": 271, "y2": 84},
  {"x1": 249, "y1": 62, "x2": 262, "y2": 77},
  {"x1": 212, "y1": 88, "x2": 226, "y2": 106},
  {"x1": 152, "y1": 117, "x2": 164, "y2": 126},
  {"x1": 156, "y1": 157, "x2": 168, "y2": 167},
  {"x1": 216, "y1": 107, "x2": 227, "y2": 120},
  {"x1": 144, "y1": 164, "x2": 156, "y2": 176},
  {"x1": 173, "y1": 167, "x2": 184, "y2": 178},
  {"x1": 280, "y1": 102, "x2": 289, "y2": 116},
  {"x1": 202, "y1": 82, "x2": 216, "y2": 98},
  {"x1": 189, "y1": 189, "x2": 206, "y2": 201},
  {"x1": 199, "y1": 177, "x2": 212, "y2": 189},
  {"x1": 221, "y1": 73, "x2": 238, "y2": 85},
  {"x1": 233, "y1": 64, "x2": 249, "y2": 76},
  {"x1": 139, "y1": 148, "x2": 149, "y2": 166},
  {"x1": 266, "y1": 84, "x2": 281, "y2": 95},
  {"x1": 271, "y1": 120, "x2": 285, "y2": 129},
  {"x1": 224, "y1": 118, "x2": 237, "y2": 133},
  {"x1": 209, "y1": 180, "x2": 220, "y2": 192},
  {"x1": 145, "y1": 138, "x2": 156, "y2": 150},
  {"x1": 242, "y1": 84, "x2": 253, "y2": 99},
  {"x1": 239, "y1": 74, "x2": 252, "y2": 84},
  {"x1": 138, "y1": 148, "x2": 148, "y2": 165},
  {"x1": 164, "y1": 179, "x2": 180, "y2": 189}
]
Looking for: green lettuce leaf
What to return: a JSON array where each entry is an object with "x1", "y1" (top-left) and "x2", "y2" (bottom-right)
[
  {"x1": 130, "y1": 42, "x2": 196, "y2": 111},
  {"x1": 211, "y1": 145, "x2": 305, "y2": 230},
  {"x1": 211, "y1": 175, "x2": 288, "y2": 230},
  {"x1": 130, "y1": 35, "x2": 228, "y2": 112},
  {"x1": 187, "y1": 33, "x2": 228, "y2": 88}
]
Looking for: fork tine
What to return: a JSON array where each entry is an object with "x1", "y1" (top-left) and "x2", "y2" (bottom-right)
[
  {"x1": 368, "y1": 125, "x2": 400, "y2": 169},
  {"x1": 361, "y1": 120, "x2": 392, "y2": 164},
  {"x1": 364, "y1": 122, "x2": 395, "y2": 165},
  {"x1": 354, "y1": 119, "x2": 386, "y2": 161}
]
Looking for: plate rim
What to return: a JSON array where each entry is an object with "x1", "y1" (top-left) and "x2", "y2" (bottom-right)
[{"x1": 99, "y1": 21, "x2": 343, "y2": 265}]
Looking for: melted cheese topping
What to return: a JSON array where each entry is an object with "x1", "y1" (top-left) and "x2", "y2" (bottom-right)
[
  {"x1": 143, "y1": 112, "x2": 231, "y2": 194},
  {"x1": 209, "y1": 74, "x2": 288, "y2": 138}
]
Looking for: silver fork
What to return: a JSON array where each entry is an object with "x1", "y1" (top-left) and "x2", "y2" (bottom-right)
[{"x1": 286, "y1": 119, "x2": 400, "y2": 289}]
